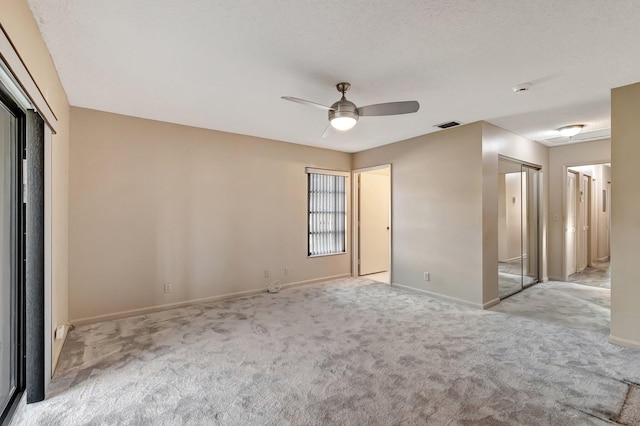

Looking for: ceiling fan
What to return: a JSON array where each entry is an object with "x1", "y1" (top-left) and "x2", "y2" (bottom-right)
[{"x1": 282, "y1": 82, "x2": 420, "y2": 137}]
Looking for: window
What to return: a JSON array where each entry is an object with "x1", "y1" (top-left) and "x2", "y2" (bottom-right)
[
  {"x1": 307, "y1": 168, "x2": 348, "y2": 256},
  {"x1": 0, "y1": 75, "x2": 26, "y2": 424}
]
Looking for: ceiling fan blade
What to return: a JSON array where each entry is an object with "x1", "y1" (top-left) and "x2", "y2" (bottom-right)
[
  {"x1": 281, "y1": 96, "x2": 335, "y2": 111},
  {"x1": 356, "y1": 101, "x2": 420, "y2": 116},
  {"x1": 322, "y1": 124, "x2": 337, "y2": 138}
]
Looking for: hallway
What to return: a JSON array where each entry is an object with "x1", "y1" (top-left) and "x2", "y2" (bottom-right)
[{"x1": 568, "y1": 261, "x2": 611, "y2": 289}]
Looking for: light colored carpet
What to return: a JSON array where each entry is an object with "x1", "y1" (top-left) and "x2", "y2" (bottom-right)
[
  {"x1": 15, "y1": 277, "x2": 640, "y2": 425},
  {"x1": 498, "y1": 272, "x2": 536, "y2": 299},
  {"x1": 568, "y1": 261, "x2": 611, "y2": 289}
]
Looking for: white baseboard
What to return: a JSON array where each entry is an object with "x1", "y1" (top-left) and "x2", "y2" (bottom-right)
[
  {"x1": 390, "y1": 283, "x2": 483, "y2": 309},
  {"x1": 482, "y1": 298, "x2": 501, "y2": 309},
  {"x1": 71, "y1": 274, "x2": 351, "y2": 326},
  {"x1": 608, "y1": 335, "x2": 640, "y2": 350},
  {"x1": 548, "y1": 276, "x2": 564, "y2": 282},
  {"x1": 50, "y1": 328, "x2": 69, "y2": 379}
]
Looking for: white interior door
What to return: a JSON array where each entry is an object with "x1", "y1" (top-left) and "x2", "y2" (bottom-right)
[
  {"x1": 578, "y1": 174, "x2": 589, "y2": 271},
  {"x1": 359, "y1": 172, "x2": 390, "y2": 275},
  {"x1": 605, "y1": 181, "x2": 611, "y2": 258},
  {"x1": 566, "y1": 171, "x2": 578, "y2": 276},
  {"x1": 524, "y1": 167, "x2": 540, "y2": 284},
  {"x1": 590, "y1": 177, "x2": 598, "y2": 264}
]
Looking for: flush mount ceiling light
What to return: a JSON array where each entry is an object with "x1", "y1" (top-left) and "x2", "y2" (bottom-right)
[{"x1": 557, "y1": 124, "x2": 585, "y2": 138}]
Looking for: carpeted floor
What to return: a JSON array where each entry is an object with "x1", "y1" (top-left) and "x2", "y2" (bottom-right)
[
  {"x1": 14, "y1": 277, "x2": 640, "y2": 425},
  {"x1": 568, "y1": 261, "x2": 611, "y2": 289}
]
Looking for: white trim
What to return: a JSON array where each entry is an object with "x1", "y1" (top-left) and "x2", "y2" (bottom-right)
[
  {"x1": 70, "y1": 274, "x2": 351, "y2": 325},
  {"x1": 597, "y1": 256, "x2": 610, "y2": 262},
  {"x1": 498, "y1": 256, "x2": 523, "y2": 263},
  {"x1": 0, "y1": 61, "x2": 31, "y2": 110},
  {"x1": 548, "y1": 276, "x2": 564, "y2": 282},
  {"x1": 0, "y1": 26, "x2": 58, "y2": 132},
  {"x1": 608, "y1": 335, "x2": 640, "y2": 350},
  {"x1": 390, "y1": 283, "x2": 483, "y2": 309},
  {"x1": 482, "y1": 298, "x2": 501, "y2": 309},
  {"x1": 305, "y1": 167, "x2": 350, "y2": 177},
  {"x1": 307, "y1": 251, "x2": 347, "y2": 258},
  {"x1": 351, "y1": 164, "x2": 392, "y2": 282},
  {"x1": 48, "y1": 331, "x2": 68, "y2": 379},
  {"x1": 498, "y1": 154, "x2": 542, "y2": 171},
  {"x1": 351, "y1": 164, "x2": 392, "y2": 174}
]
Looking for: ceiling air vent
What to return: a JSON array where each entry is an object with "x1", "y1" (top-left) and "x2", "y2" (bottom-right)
[{"x1": 434, "y1": 121, "x2": 461, "y2": 129}]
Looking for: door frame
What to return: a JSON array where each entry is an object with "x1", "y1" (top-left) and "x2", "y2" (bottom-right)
[
  {"x1": 582, "y1": 173, "x2": 593, "y2": 269},
  {"x1": 565, "y1": 169, "x2": 579, "y2": 277},
  {"x1": 497, "y1": 155, "x2": 542, "y2": 299},
  {"x1": 560, "y1": 161, "x2": 611, "y2": 281},
  {"x1": 351, "y1": 164, "x2": 392, "y2": 284}
]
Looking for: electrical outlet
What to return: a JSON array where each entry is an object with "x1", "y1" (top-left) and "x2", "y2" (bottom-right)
[
  {"x1": 284, "y1": 267, "x2": 289, "y2": 276},
  {"x1": 164, "y1": 283, "x2": 173, "y2": 293},
  {"x1": 424, "y1": 272, "x2": 430, "y2": 282},
  {"x1": 264, "y1": 269, "x2": 270, "y2": 278}
]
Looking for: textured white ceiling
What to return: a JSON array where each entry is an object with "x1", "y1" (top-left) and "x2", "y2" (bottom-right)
[{"x1": 28, "y1": 0, "x2": 640, "y2": 152}]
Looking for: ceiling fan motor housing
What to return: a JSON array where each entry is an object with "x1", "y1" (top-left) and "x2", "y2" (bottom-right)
[{"x1": 328, "y1": 98, "x2": 359, "y2": 123}]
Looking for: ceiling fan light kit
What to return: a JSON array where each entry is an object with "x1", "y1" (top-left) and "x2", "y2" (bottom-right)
[
  {"x1": 282, "y1": 82, "x2": 420, "y2": 137},
  {"x1": 329, "y1": 83, "x2": 359, "y2": 130},
  {"x1": 557, "y1": 124, "x2": 585, "y2": 138}
]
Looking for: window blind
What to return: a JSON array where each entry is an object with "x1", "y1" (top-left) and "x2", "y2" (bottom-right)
[{"x1": 307, "y1": 172, "x2": 346, "y2": 256}]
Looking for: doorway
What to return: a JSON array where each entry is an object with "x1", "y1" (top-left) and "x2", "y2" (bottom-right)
[
  {"x1": 564, "y1": 164, "x2": 611, "y2": 285},
  {"x1": 353, "y1": 165, "x2": 391, "y2": 284},
  {"x1": 566, "y1": 170, "x2": 578, "y2": 276},
  {"x1": 497, "y1": 157, "x2": 541, "y2": 299}
]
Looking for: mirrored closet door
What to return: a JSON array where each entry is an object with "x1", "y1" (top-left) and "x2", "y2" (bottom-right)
[{"x1": 498, "y1": 158, "x2": 540, "y2": 299}]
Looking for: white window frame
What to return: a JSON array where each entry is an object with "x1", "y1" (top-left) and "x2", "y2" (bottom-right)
[{"x1": 306, "y1": 168, "x2": 349, "y2": 257}]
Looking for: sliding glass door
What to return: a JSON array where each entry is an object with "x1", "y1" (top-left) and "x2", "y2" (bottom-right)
[
  {"x1": 0, "y1": 89, "x2": 24, "y2": 422},
  {"x1": 497, "y1": 158, "x2": 540, "y2": 299}
]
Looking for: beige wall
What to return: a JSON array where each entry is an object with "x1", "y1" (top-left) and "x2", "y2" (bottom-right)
[
  {"x1": 481, "y1": 123, "x2": 548, "y2": 304},
  {"x1": 0, "y1": 0, "x2": 70, "y2": 371},
  {"x1": 353, "y1": 123, "x2": 485, "y2": 306},
  {"x1": 547, "y1": 139, "x2": 610, "y2": 280},
  {"x1": 69, "y1": 107, "x2": 351, "y2": 322},
  {"x1": 610, "y1": 82, "x2": 640, "y2": 349},
  {"x1": 352, "y1": 122, "x2": 548, "y2": 308}
]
